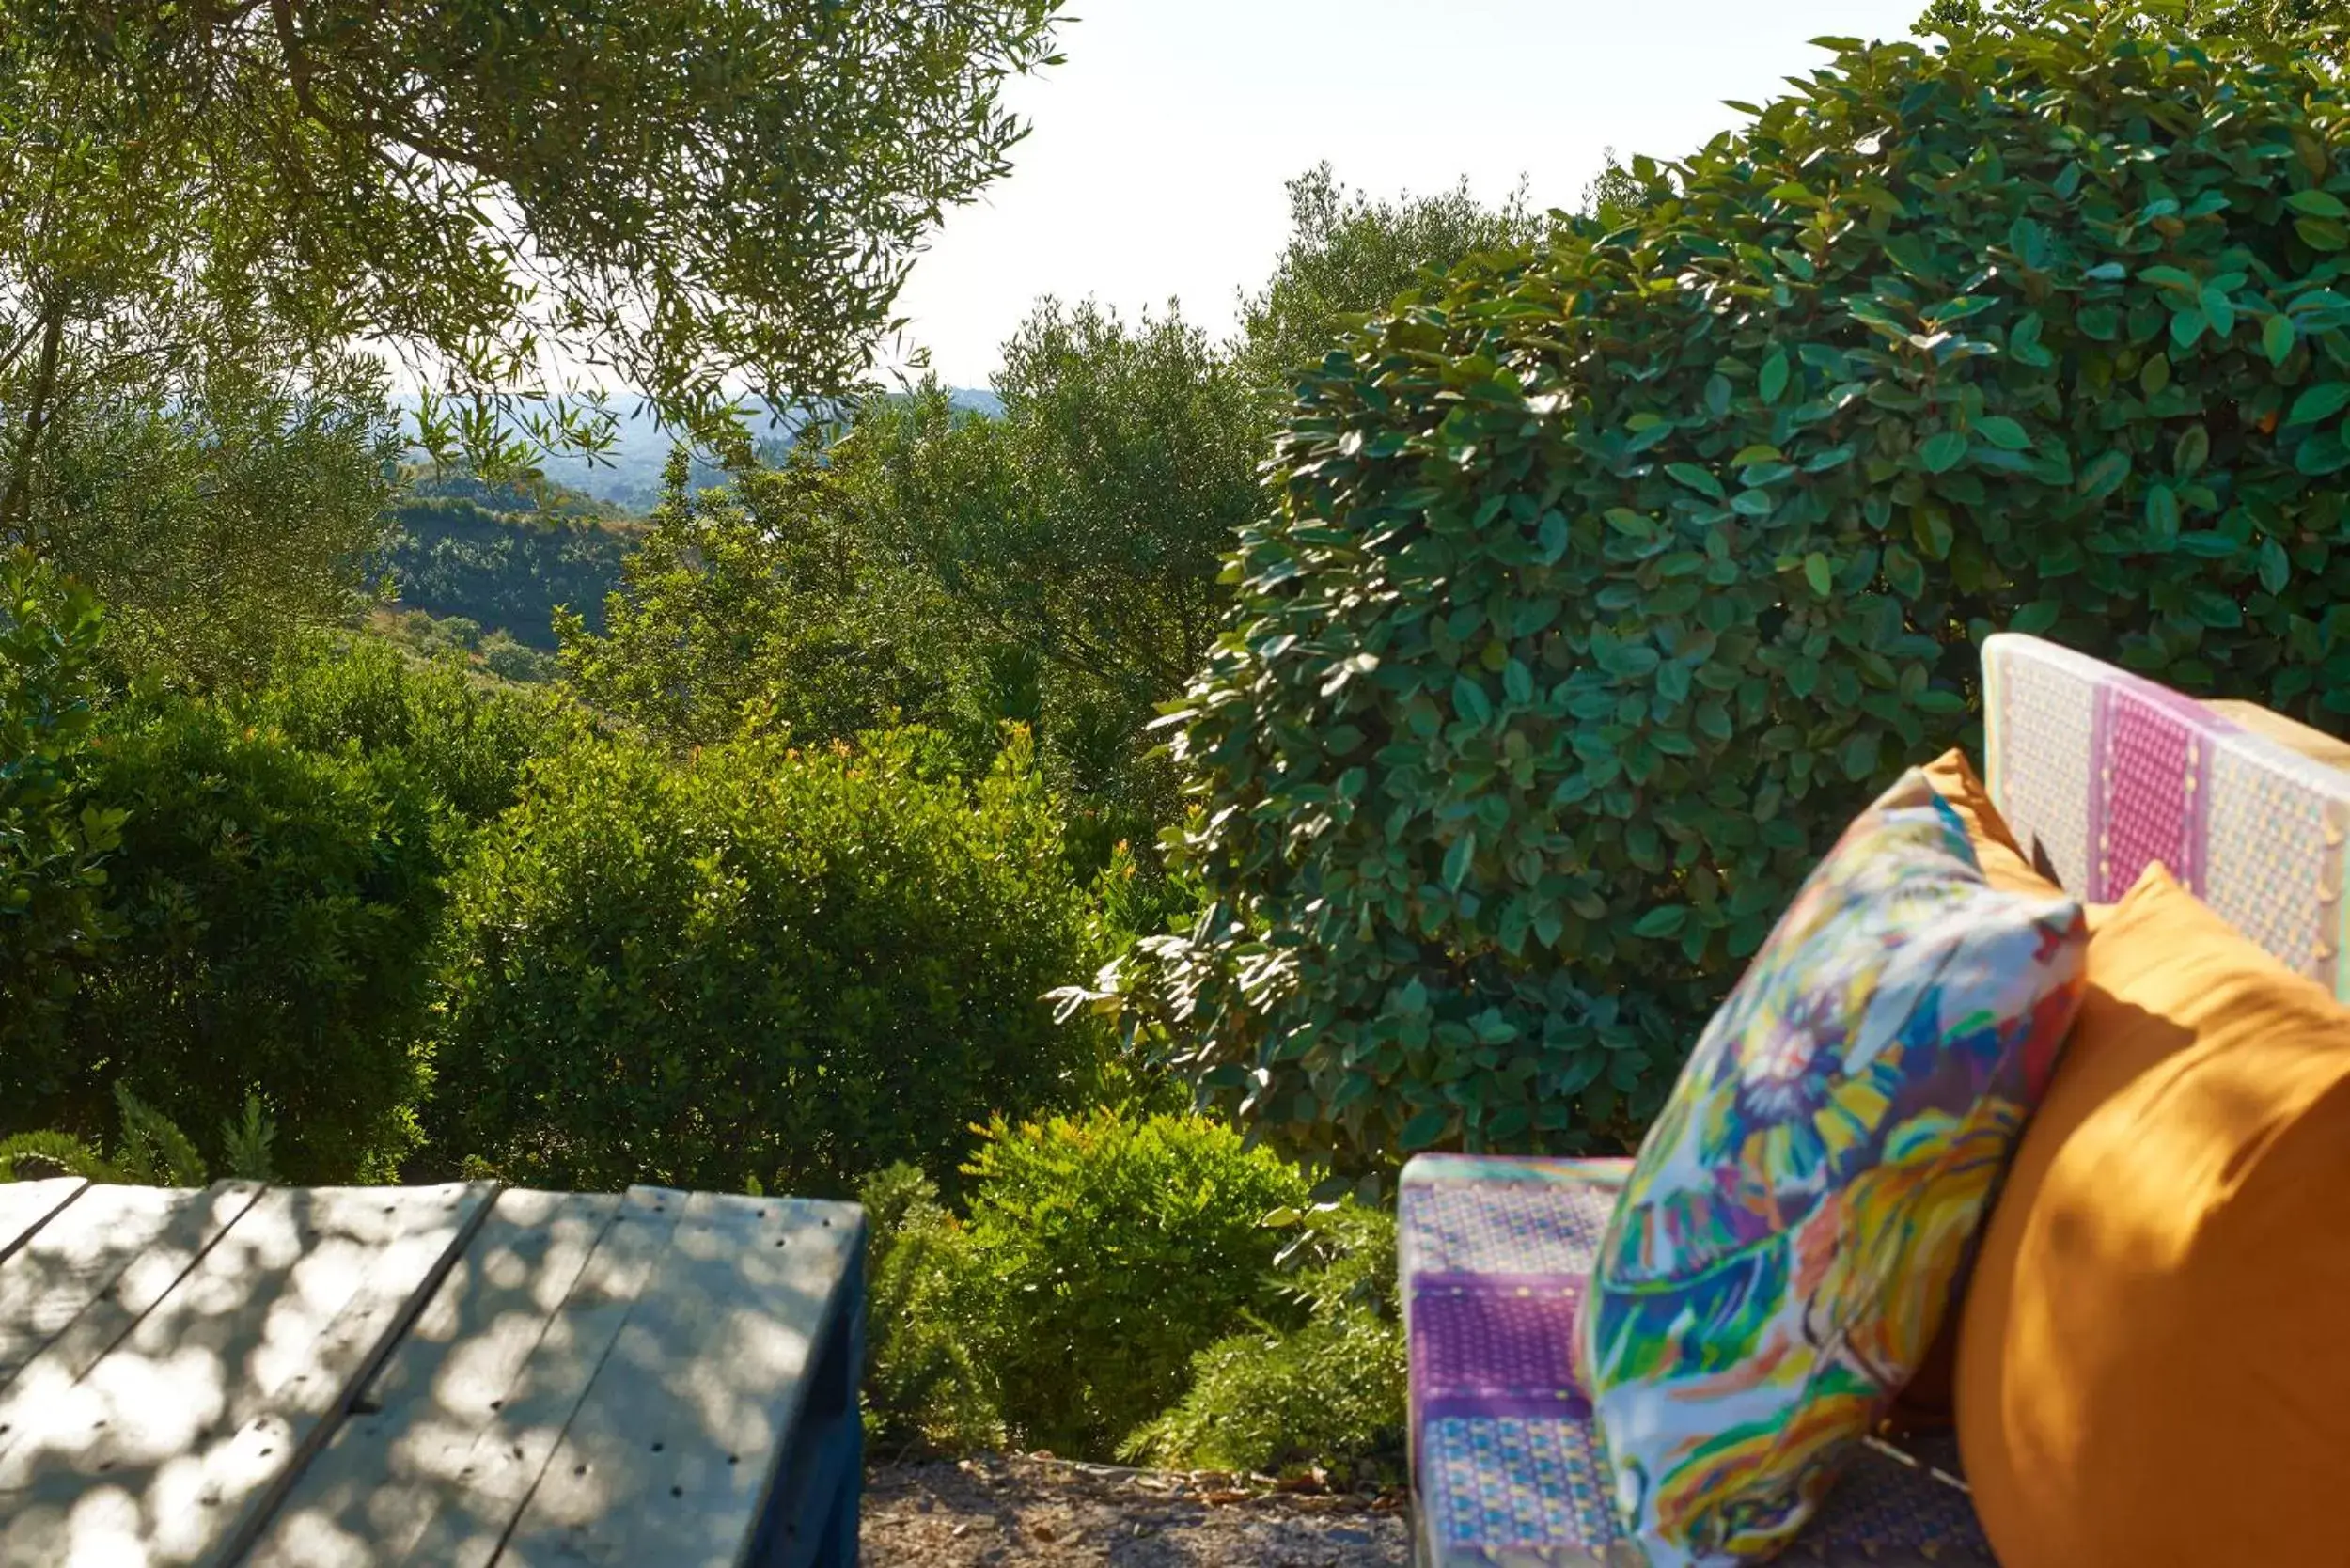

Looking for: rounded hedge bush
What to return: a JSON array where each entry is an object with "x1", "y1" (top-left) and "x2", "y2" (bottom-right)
[
  {"x1": 64, "y1": 703, "x2": 450, "y2": 1182},
  {"x1": 425, "y1": 728, "x2": 1102, "y2": 1196},
  {"x1": 1137, "y1": 6, "x2": 2350, "y2": 1167}
]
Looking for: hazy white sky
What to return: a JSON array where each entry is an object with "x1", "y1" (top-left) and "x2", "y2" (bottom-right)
[{"x1": 891, "y1": 0, "x2": 1930, "y2": 387}]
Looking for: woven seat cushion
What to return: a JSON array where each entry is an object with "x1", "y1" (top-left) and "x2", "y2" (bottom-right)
[
  {"x1": 1574, "y1": 771, "x2": 2087, "y2": 1566},
  {"x1": 1400, "y1": 1156, "x2": 1996, "y2": 1568}
]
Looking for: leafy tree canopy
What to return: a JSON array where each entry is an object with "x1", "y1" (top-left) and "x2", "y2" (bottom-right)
[
  {"x1": 0, "y1": 0, "x2": 1066, "y2": 469},
  {"x1": 858, "y1": 301, "x2": 1260, "y2": 702},
  {"x1": 1921, "y1": 0, "x2": 2350, "y2": 40},
  {"x1": 557, "y1": 447, "x2": 953, "y2": 747},
  {"x1": 1236, "y1": 165, "x2": 1547, "y2": 395}
]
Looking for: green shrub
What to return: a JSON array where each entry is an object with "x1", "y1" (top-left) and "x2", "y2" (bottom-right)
[
  {"x1": 859, "y1": 1163, "x2": 1006, "y2": 1457},
  {"x1": 1123, "y1": 1201, "x2": 1404, "y2": 1482},
  {"x1": 0, "y1": 552, "x2": 125, "y2": 1080},
  {"x1": 3, "y1": 1085, "x2": 278, "y2": 1184},
  {"x1": 0, "y1": 1129, "x2": 111, "y2": 1184},
  {"x1": 426, "y1": 727, "x2": 1102, "y2": 1196},
  {"x1": 48, "y1": 701, "x2": 450, "y2": 1181},
  {"x1": 1124, "y1": 6, "x2": 2350, "y2": 1167},
  {"x1": 258, "y1": 635, "x2": 587, "y2": 823},
  {"x1": 956, "y1": 1108, "x2": 1312, "y2": 1458},
  {"x1": 1126, "y1": 1309, "x2": 1405, "y2": 1482},
  {"x1": 478, "y1": 631, "x2": 557, "y2": 684}
]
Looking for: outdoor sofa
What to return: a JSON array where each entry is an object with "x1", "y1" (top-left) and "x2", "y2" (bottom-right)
[{"x1": 1401, "y1": 631, "x2": 2350, "y2": 1566}]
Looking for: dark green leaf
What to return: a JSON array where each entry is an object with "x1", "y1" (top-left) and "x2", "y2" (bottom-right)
[
  {"x1": 2264, "y1": 312, "x2": 2296, "y2": 366},
  {"x1": 1400, "y1": 1109, "x2": 1450, "y2": 1152},
  {"x1": 1919, "y1": 431, "x2": 1969, "y2": 473},
  {"x1": 2173, "y1": 425, "x2": 2210, "y2": 476},
  {"x1": 2077, "y1": 449, "x2": 2132, "y2": 502},
  {"x1": 1632, "y1": 905, "x2": 1687, "y2": 939},
  {"x1": 1443, "y1": 831, "x2": 1477, "y2": 891},
  {"x1": 1976, "y1": 416, "x2": 2032, "y2": 451},
  {"x1": 1666, "y1": 463, "x2": 1727, "y2": 501},
  {"x1": 2288, "y1": 382, "x2": 2350, "y2": 425},
  {"x1": 2260, "y1": 537, "x2": 2291, "y2": 594}
]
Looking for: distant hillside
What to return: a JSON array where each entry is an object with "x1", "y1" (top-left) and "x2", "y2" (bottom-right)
[
  {"x1": 373, "y1": 472, "x2": 643, "y2": 651},
  {"x1": 393, "y1": 389, "x2": 1003, "y2": 510}
]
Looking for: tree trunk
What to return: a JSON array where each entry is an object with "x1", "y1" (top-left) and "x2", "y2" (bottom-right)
[{"x1": 3, "y1": 300, "x2": 68, "y2": 547}]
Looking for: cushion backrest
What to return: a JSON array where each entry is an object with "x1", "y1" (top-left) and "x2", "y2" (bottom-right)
[{"x1": 1981, "y1": 632, "x2": 2350, "y2": 999}]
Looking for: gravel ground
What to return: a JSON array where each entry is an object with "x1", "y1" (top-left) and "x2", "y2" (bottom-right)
[{"x1": 860, "y1": 1453, "x2": 1413, "y2": 1567}]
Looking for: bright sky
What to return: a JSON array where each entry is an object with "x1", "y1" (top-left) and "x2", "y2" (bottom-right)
[{"x1": 891, "y1": 0, "x2": 1930, "y2": 387}]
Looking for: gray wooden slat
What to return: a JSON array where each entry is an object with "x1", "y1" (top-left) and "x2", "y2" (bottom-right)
[
  {"x1": 0, "y1": 1181, "x2": 495, "y2": 1568},
  {"x1": 0, "y1": 1183, "x2": 262, "y2": 1395},
  {"x1": 236, "y1": 1186, "x2": 640, "y2": 1568},
  {"x1": 0, "y1": 1177, "x2": 86, "y2": 1265},
  {"x1": 494, "y1": 1191, "x2": 863, "y2": 1568},
  {"x1": 396, "y1": 1187, "x2": 695, "y2": 1568}
]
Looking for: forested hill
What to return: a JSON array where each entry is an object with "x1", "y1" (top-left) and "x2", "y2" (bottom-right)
[
  {"x1": 376, "y1": 388, "x2": 1005, "y2": 661},
  {"x1": 374, "y1": 473, "x2": 643, "y2": 656}
]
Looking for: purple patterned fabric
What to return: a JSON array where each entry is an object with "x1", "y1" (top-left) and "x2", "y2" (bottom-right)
[{"x1": 2088, "y1": 670, "x2": 2214, "y2": 901}]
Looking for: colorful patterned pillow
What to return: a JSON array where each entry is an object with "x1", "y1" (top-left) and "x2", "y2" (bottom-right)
[{"x1": 1575, "y1": 769, "x2": 2088, "y2": 1568}]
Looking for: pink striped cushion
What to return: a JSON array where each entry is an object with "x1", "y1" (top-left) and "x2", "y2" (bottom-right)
[{"x1": 1982, "y1": 634, "x2": 2350, "y2": 998}]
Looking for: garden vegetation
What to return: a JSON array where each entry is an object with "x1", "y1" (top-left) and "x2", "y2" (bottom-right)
[{"x1": 8, "y1": 0, "x2": 2349, "y2": 1484}]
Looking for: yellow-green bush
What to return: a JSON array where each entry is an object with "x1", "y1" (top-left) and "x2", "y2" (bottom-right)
[
  {"x1": 58, "y1": 703, "x2": 451, "y2": 1181},
  {"x1": 1124, "y1": 1200, "x2": 1404, "y2": 1482},
  {"x1": 0, "y1": 553, "x2": 122, "y2": 1078},
  {"x1": 955, "y1": 1108, "x2": 1313, "y2": 1458}
]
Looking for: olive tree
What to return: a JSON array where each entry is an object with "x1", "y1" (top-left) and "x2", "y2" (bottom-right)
[{"x1": 0, "y1": 0, "x2": 1063, "y2": 673}]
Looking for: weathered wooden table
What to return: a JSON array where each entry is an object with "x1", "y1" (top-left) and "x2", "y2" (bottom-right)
[{"x1": 0, "y1": 1178, "x2": 866, "y2": 1567}]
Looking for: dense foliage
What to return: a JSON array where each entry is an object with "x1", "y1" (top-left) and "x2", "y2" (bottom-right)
[
  {"x1": 258, "y1": 636, "x2": 590, "y2": 824},
  {"x1": 850, "y1": 304, "x2": 1265, "y2": 853},
  {"x1": 18, "y1": 361, "x2": 402, "y2": 688},
  {"x1": 1124, "y1": 1201, "x2": 1405, "y2": 1482},
  {"x1": 1, "y1": 0, "x2": 1068, "y2": 463},
  {"x1": 859, "y1": 1163, "x2": 1011, "y2": 1455},
  {"x1": 559, "y1": 451, "x2": 953, "y2": 748},
  {"x1": 0, "y1": 554, "x2": 123, "y2": 1071},
  {"x1": 57, "y1": 702, "x2": 450, "y2": 1182},
  {"x1": 426, "y1": 727, "x2": 1099, "y2": 1196},
  {"x1": 1106, "y1": 4, "x2": 2350, "y2": 1169},
  {"x1": 952, "y1": 1108, "x2": 1312, "y2": 1457},
  {"x1": 857, "y1": 1124, "x2": 1403, "y2": 1471},
  {"x1": 1236, "y1": 164, "x2": 1548, "y2": 395}
]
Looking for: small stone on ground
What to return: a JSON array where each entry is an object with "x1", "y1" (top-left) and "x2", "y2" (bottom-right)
[{"x1": 861, "y1": 1453, "x2": 1411, "y2": 1566}]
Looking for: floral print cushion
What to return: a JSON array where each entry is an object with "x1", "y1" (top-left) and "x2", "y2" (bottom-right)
[{"x1": 1575, "y1": 769, "x2": 2088, "y2": 1568}]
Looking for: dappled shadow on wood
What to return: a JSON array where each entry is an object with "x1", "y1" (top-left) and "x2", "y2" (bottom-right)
[
  {"x1": 0, "y1": 1182, "x2": 484, "y2": 1565},
  {"x1": 0, "y1": 1179, "x2": 859, "y2": 1568}
]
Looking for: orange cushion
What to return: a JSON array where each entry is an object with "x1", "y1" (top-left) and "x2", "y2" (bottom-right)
[
  {"x1": 1954, "y1": 864, "x2": 2350, "y2": 1568},
  {"x1": 1917, "y1": 746, "x2": 2052, "y2": 898}
]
